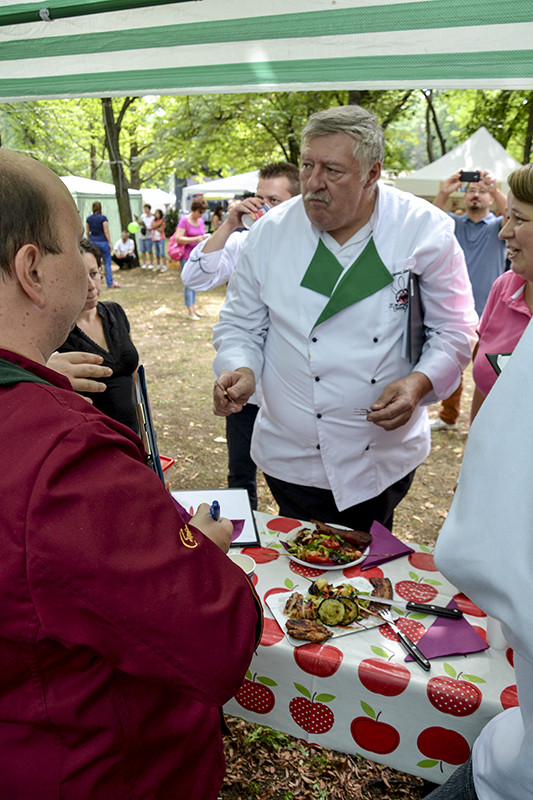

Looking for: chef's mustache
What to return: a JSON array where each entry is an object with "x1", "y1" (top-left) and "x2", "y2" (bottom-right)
[{"x1": 304, "y1": 191, "x2": 331, "y2": 204}]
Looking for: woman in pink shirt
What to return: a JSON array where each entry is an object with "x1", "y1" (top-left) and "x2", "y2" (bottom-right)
[
  {"x1": 470, "y1": 163, "x2": 533, "y2": 422},
  {"x1": 175, "y1": 198, "x2": 209, "y2": 319}
]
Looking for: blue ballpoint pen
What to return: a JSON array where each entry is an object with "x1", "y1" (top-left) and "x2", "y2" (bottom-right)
[{"x1": 210, "y1": 500, "x2": 220, "y2": 521}]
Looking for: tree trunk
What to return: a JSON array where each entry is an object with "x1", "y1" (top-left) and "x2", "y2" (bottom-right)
[
  {"x1": 101, "y1": 97, "x2": 135, "y2": 232},
  {"x1": 422, "y1": 89, "x2": 446, "y2": 161},
  {"x1": 348, "y1": 90, "x2": 370, "y2": 107}
]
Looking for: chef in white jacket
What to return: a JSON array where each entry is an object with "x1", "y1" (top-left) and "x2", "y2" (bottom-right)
[
  {"x1": 427, "y1": 317, "x2": 533, "y2": 799},
  {"x1": 213, "y1": 105, "x2": 477, "y2": 530}
]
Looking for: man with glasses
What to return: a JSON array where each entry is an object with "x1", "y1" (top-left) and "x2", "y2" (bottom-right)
[{"x1": 430, "y1": 171, "x2": 507, "y2": 431}]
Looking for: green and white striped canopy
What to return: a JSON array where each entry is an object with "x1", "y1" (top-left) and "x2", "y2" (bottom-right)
[{"x1": 0, "y1": 0, "x2": 532, "y2": 101}]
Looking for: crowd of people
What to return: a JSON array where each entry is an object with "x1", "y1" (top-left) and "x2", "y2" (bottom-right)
[{"x1": 1, "y1": 103, "x2": 532, "y2": 800}]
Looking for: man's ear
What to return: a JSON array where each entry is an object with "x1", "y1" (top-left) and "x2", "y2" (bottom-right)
[
  {"x1": 13, "y1": 244, "x2": 47, "y2": 308},
  {"x1": 364, "y1": 161, "x2": 382, "y2": 189}
]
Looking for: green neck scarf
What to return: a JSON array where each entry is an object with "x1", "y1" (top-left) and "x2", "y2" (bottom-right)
[{"x1": 300, "y1": 237, "x2": 393, "y2": 328}]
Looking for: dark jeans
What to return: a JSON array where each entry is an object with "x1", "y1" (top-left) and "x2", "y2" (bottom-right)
[
  {"x1": 226, "y1": 403, "x2": 259, "y2": 511},
  {"x1": 263, "y1": 468, "x2": 416, "y2": 532},
  {"x1": 424, "y1": 758, "x2": 478, "y2": 800}
]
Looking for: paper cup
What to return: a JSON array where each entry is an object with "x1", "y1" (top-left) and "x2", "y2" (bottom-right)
[{"x1": 228, "y1": 552, "x2": 255, "y2": 579}]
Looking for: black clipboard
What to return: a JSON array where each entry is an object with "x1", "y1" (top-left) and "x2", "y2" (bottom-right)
[
  {"x1": 486, "y1": 352, "x2": 512, "y2": 377},
  {"x1": 405, "y1": 271, "x2": 426, "y2": 364},
  {"x1": 135, "y1": 365, "x2": 165, "y2": 483}
]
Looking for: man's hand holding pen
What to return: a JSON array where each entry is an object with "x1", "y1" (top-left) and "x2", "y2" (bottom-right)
[{"x1": 213, "y1": 367, "x2": 255, "y2": 417}]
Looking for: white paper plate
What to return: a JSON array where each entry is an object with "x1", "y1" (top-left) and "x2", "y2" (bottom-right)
[
  {"x1": 266, "y1": 577, "x2": 394, "y2": 646},
  {"x1": 278, "y1": 526, "x2": 369, "y2": 571}
]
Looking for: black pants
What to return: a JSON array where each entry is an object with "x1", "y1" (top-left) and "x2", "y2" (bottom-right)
[
  {"x1": 226, "y1": 403, "x2": 259, "y2": 510},
  {"x1": 112, "y1": 253, "x2": 135, "y2": 269},
  {"x1": 263, "y1": 469, "x2": 416, "y2": 532}
]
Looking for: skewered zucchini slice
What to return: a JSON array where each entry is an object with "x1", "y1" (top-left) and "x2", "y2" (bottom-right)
[
  {"x1": 339, "y1": 596, "x2": 359, "y2": 625},
  {"x1": 317, "y1": 598, "x2": 346, "y2": 626}
]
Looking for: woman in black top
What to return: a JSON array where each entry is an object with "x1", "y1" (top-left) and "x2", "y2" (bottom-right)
[{"x1": 58, "y1": 240, "x2": 139, "y2": 432}]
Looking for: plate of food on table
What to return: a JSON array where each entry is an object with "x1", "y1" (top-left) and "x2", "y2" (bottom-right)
[
  {"x1": 267, "y1": 576, "x2": 397, "y2": 645},
  {"x1": 277, "y1": 520, "x2": 372, "y2": 570}
]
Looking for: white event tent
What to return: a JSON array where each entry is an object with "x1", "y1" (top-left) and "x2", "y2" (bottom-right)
[
  {"x1": 395, "y1": 127, "x2": 522, "y2": 200},
  {"x1": 60, "y1": 175, "x2": 143, "y2": 243},
  {"x1": 181, "y1": 171, "x2": 259, "y2": 211}
]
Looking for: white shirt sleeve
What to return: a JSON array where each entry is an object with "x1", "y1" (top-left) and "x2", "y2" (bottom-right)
[
  {"x1": 212, "y1": 228, "x2": 267, "y2": 382},
  {"x1": 182, "y1": 231, "x2": 248, "y2": 291}
]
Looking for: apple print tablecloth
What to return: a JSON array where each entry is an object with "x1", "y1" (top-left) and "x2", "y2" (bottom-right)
[{"x1": 224, "y1": 512, "x2": 517, "y2": 785}]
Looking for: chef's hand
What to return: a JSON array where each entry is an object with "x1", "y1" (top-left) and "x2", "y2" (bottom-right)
[
  {"x1": 190, "y1": 503, "x2": 233, "y2": 553},
  {"x1": 368, "y1": 372, "x2": 432, "y2": 430},
  {"x1": 213, "y1": 367, "x2": 256, "y2": 417},
  {"x1": 47, "y1": 352, "x2": 112, "y2": 398}
]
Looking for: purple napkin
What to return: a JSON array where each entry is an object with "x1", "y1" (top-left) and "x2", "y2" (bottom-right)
[
  {"x1": 405, "y1": 599, "x2": 488, "y2": 661},
  {"x1": 360, "y1": 520, "x2": 414, "y2": 570},
  {"x1": 172, "y1": 497, "x2": 245, "y2": 542}
]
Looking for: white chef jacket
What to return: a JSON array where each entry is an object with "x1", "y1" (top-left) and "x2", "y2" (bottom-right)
[
  {"x1": 183, "y1": 230, "x2": 248, "y2": 291},
  {"x1": 213, "y1": 183, "x2": 477, "y2": 511},
  {"x1": 435, "y1": 318, "x2": 533, "y2": 800}
]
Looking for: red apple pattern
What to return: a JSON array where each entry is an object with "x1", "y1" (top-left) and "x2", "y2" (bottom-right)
[
  {"x1": 241, "y1": 546, "x2": 279, "y2": 564},
  {"x1": 395, "y1": 571, "x2": 440, "y2": 603},
  {"x1": 294, "y1": 642, "x2": 344, "y2": 677},
  {"x1": 452, "y1": 592, "x2": 486, "y2": 617},
  {"x1": 500, "y1": 685, "x2": 518, "y2": 709},
  {"x1": 289, "y1": 683, "x2": 335, "y2": 734},
  {"x1": 343, "y1": 564, "x2": 384, "y2": 580},
  {"x1": 260, "y1": 617, "x2": 285, "y2": 647},
  {"x1": 266, "y1": 517, "x2": 302, "y2": 533},
  {"x1": 358, "y1": 646, "x2": 411, "y2": 696},
  {"x1": 350, "y1": 701, "x2": 400, "y2": 754},
  {"x1": 417, "y1": 726, "x2": 471, "y2": 767},
  {"x1": 408, "y1": 551, "x2": 437, "y2": 572},
  {"x1": 235, "y1": 671, "x2": 276, "y2": 714},
  {"x1": 427, "y1": 664, "x2": 485, "y2": 717},
  {"x1": 289, "y1": 561, "x2": 326, "y2": 579},
  {"x1": 379, "y1": 617, "x2": 426, "y2": 643}
]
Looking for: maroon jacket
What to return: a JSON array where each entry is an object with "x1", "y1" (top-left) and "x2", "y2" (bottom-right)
[{"x1": 0, "y1": 349, "x2": 261, "y2": 799}]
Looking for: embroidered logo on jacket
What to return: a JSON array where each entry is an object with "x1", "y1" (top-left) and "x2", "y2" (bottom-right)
[
  {"x1": 178, "y1": 524, "x2": 198, "y2": 548},
  {"x1": 389, "y1": 270, "x2": 410, "y2": 312}
]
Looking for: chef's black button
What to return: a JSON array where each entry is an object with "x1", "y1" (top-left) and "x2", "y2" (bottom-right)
[
  {"x1": 315, "y1": 376, "x2": 320, "y2": 382},
  {"x1": 316, "y1": 413, "x2": 322, "y2": 418},
  {"x1": 365, "y1": 445, "x2": 369, "y2": 451},
  {"x1": 316, "y1": 444, "x2": 320, "y2": 450},
  {"x1": 371, "y1": 378, "x2": 376, "y2": 384},
  {"x1": 373, "y1": 337, "x2": 378, "y2": 343},
  {"x1": 312, "y1": 337, "x2": 318, "y2": 342}
]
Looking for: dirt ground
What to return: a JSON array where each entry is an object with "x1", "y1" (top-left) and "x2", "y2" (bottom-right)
[{"x1": 112, "y1": 264, "x2": 473, "y2": 800}]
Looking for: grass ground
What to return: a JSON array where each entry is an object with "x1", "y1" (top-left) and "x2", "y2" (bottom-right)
[{"x1": 110, "y1": 263, "x2": 473, "y2": 800}]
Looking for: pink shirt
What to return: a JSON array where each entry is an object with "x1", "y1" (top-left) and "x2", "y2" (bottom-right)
[{"x1": 472, "y1": 271, "x2": 531, "y2": 397}]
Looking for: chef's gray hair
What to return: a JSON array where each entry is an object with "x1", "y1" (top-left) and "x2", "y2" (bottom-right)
[{"x1": 301, "y1": 106, "x2": 384, "y2": 176}]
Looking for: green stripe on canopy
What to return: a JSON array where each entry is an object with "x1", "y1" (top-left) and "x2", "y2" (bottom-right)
[
  {"x1": 0, "y1": 1, "x2": 532, "y2": 98},
  {"x1": 0, "y1": 50, "x2": 530, "y2": 101}
]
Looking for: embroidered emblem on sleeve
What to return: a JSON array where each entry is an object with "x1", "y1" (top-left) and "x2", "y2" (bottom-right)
[{"x1": 178, "y1": 524, "x2": 199, "y2": 548}]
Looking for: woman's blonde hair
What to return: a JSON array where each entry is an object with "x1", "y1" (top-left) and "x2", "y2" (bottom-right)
[{"x1": 508, "y1": 163, "x2": 533, "y2": 204}]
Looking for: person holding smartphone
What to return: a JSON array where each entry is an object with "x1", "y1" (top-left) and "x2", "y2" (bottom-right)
[{"x1": 430, "y1": 169, "x2": 508, "y2": 431}]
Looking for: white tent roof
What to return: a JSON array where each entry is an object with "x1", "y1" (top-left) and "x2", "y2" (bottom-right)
[
  {"x1": 181, "y1": 171, "x2": 259, "y2": 210},
  {"x1": 395, "y1": 127, "x2": 521, "y2": 198},
  {"x1": 1, "y1": 1, "x2": 532, "y2": 101},
  {"x1": 60, "y1": 175, "x2": 142, "y2": 197},
  {"x1": 142, "y1": 188, "x2": 176, "y2": 210}
]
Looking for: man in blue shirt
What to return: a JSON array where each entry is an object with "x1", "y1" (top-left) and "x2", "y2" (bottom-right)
[{"x1": 430, "y1": 170, "x2": 507, "y2": 430}]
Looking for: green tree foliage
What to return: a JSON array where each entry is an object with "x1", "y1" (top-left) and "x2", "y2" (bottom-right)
[{"x1": 1, "y1": 90, "x2": 530, "y2": 196}]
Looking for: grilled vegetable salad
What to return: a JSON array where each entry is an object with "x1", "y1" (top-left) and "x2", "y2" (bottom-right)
[{"x1": 285, "y1": 526, "x2": 365, "y2": 565}]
